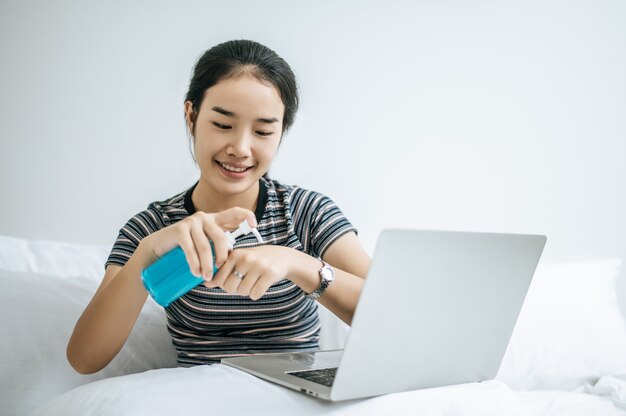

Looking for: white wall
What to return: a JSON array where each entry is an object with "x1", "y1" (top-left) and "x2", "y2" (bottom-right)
[{"x1": 1, "y1": 0, "x2": 625, "y2": 269}]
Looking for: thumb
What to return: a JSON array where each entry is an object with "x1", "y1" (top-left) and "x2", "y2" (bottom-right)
[
  {"x1": 203, "y1": 279, "x2": 220, "y2": 289},
  {"x1": 213, "y1": 207, "x2": 257, "y2": 230}
]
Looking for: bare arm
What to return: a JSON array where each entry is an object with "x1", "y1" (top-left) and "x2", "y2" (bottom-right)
[
  {"x1": 66, "y1": 241, "x2": 155, "y2": 374},
  {"x1": 67, "y1": 207, "x2": 257, "y2": 374},
  {"x1": 291, "y1": 231, "x2": 371, "y2": 326}
]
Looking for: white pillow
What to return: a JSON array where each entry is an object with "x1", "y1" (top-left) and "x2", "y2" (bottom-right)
[
  {"x1": 0, "y1": 269, "x2": 177, "y2": 416},
  {"x1": 0, "y1": 234, "x2": 110, "y2": 281},
  {"x1": 496, "y1": 258, "x2": 626, "y2": 390}
]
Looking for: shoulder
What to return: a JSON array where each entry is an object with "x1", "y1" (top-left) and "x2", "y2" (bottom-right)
[
  {"x1": 262, "y1": 177, "x2": 330, "y2": 213},
  {"x1": 262, "y1": 178, "x2": 348, "y2": 228},
  {"x1": 107, "y1": 186, "x2": 193, "y2": 268},
  {"x1": 120, "y1": 187, "x2": 191, "y2": 237},
  {"x1": 146, "y1": 188, "x2": 190, "y2": 223},
  {"x1": 259, "y1": 178, "x2": 357, "y2": 258}
]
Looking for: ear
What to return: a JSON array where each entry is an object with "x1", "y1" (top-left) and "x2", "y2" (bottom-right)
[{"x1": 184, "y1": 101, "x2": 195, "y2": 134}]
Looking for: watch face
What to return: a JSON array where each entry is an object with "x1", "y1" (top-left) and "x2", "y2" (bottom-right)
[{"x1": 321, "y1": 266, "x2": 335, "y2": 282}]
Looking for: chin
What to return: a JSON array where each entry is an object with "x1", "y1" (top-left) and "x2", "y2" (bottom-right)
[{"x1": 217, "y1": 176, "x2": 260, "y2": 194}]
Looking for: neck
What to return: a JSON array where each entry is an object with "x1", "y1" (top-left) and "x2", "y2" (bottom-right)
[{"x1": 192, "y1": 178, "x2": 260, "y2": 214}]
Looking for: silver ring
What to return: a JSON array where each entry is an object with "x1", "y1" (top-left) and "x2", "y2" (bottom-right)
[{"x1": 233, "y1": 270, "x2": 245, "y2": 280}]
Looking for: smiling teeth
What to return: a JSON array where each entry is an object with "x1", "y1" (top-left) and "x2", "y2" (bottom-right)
[{"x1": 219, "y1": 162, "x2": 248, "y2": 172}]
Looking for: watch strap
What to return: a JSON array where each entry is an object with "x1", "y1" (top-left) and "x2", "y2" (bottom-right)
[{"x1": 306, "y1": 260, "x2": 334, "y2": 300}]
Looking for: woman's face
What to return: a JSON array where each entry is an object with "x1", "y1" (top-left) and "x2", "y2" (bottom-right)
[{"x1": 185, "y1": 74, "x2": 284, "y2": 196}]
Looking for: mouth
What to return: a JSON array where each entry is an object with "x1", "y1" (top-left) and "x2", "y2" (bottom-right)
[{"x1": 215, "y1": 160, "x2": 255, "y2": 179}]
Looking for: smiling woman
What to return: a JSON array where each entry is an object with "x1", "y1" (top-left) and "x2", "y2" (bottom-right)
[
  {"x1": 66, "y1": 39, "x2": 371, "y2": 373},
  {"x1": 185, "y1": 75, "x2": 284, "y2": 207}
]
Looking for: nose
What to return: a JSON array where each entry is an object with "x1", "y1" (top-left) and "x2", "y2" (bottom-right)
[{"x1": 225, "y1": 129, "x2": 253, "y2": 159}]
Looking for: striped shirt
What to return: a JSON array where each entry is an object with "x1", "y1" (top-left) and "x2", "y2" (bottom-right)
[{"x1": 105, "y1": 177, "x2": 357, "y2": 367}]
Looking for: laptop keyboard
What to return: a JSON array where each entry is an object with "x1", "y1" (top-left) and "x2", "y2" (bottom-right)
[{"x1": 287, "y1": 367, "x2": 338, "y2": 387}]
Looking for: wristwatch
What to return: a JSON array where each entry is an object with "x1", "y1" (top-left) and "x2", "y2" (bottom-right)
[{"x1": 306, "y1": 260, "x2": 335, "y2": 300}]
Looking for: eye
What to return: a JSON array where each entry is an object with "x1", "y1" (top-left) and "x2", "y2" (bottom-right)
[
  {"x1": 213, "y1": 122, "x2": 231, "y2": 130},
  {"x1": 256, "y1": 131, "x2": 273, "y2": 137}
]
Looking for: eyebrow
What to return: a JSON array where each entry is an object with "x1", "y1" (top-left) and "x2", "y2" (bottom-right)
[{"x1": 211, "y1": 106, "x2": 279, "y2": 124}]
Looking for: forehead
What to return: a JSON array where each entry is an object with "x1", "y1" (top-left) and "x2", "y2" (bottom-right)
[{"x1": 201, "y1": 75, "x2": 284, "y2": 119}]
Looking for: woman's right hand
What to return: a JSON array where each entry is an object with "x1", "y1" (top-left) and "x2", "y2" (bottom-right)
[
  {"x1": 139, "y1": 207, "x2": 257, "y2": 281},
  {"x1": 68, "y1": 208, "x2": 256, "y2": 374}
]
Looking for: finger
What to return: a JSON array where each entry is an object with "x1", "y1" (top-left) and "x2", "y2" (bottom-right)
[
  {"x1": 221, "y1": 250, "x2": 249, "y2": 293},
  {"x1": 222, "y1": 269, "x2": 247, "y2": 294},
  {"x1": 203, "y1": 220, "x2": 230, "y2": 268},
  {"x1": 190, "y1": 221, "x2": 214, "y2": 280},
  {"x1": 203, "y1": 279, "x2": 220, "y2": 289},
  {"x1": 210, "y1": 254, "x2": 236, "y2": 288},
  {"x1": 177, "y1": 230, "x2": 202, "y2": 278},
  {"x1": 236, "y1": 269, "x2": 261, "y2": 297},
  {"x1": 213, "y1": 207, "x2": 257, "y2": 230},
  {"x1": 250, "y1": 274, "x2": 275, "y2": 301}
]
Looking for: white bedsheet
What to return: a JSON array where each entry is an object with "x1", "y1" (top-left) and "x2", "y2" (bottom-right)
[
  {"x1": 29, "y1": 365, "x2": 625, "y2": 416},
  {"x1": 29, "y1": 365, "x2": 521, "y2": 416},
  {"x1": 585, "y1": 374, "x2": 626, "y2": 410}
]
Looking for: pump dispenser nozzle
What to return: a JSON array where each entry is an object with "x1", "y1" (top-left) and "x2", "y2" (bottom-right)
[{"x1": 225, "y1": 219, "x2": 264, "y2": 248}]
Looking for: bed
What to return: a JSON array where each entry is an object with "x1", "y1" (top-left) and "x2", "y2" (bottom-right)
[{"x1": 1, "y1": 234, "x2": 625, "y2": 416}]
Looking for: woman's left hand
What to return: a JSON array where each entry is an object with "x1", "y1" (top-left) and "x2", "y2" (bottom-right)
[{"x1": 201, "y1": 245, "x2": 302, "y2": 300}]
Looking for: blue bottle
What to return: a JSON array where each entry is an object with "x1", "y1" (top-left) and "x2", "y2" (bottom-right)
[{"x1": 141, "y1": 220, "x2": 263, "y2": 307}]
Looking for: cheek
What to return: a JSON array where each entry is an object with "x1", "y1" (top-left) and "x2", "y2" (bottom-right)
[
  {"x1": 257, "y1": 141, "x2": 280, "y2": 163},
  {"x1": 194, "y1": 142, "x2": 221, "y2": 166},
  {"x1": 193, "y1": 132, "x2": 220, "y2": 154}
]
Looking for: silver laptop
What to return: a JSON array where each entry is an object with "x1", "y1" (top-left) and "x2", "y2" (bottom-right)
[{"x1": 222, "y1": 229, "x2": 546, "y2": 401}]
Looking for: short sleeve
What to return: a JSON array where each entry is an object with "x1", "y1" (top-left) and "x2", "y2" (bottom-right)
[
  {"x1": 290, "y1": 189, "x2": 358, "y2": 259},
  {"x1": 105, "y1": 205, "x2": 168, "y2": 269}
]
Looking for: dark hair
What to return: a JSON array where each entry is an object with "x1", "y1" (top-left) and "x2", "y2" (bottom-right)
[{"x1": 185, "y1": 39, "x2": 299, "y2": 148}]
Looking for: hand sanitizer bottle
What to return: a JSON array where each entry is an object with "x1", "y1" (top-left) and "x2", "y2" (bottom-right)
[{"x1": 141, "y1": 220, "x2": 263, "y2": 307}]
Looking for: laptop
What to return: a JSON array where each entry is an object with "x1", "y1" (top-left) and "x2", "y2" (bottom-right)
[{"x1": 222, "y1": 229, "x2": 546, "y2": 401}]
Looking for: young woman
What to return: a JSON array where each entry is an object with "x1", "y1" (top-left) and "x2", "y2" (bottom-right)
[{"x1": 67, "y1": 39, "x2": 371, "y2": 374}]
